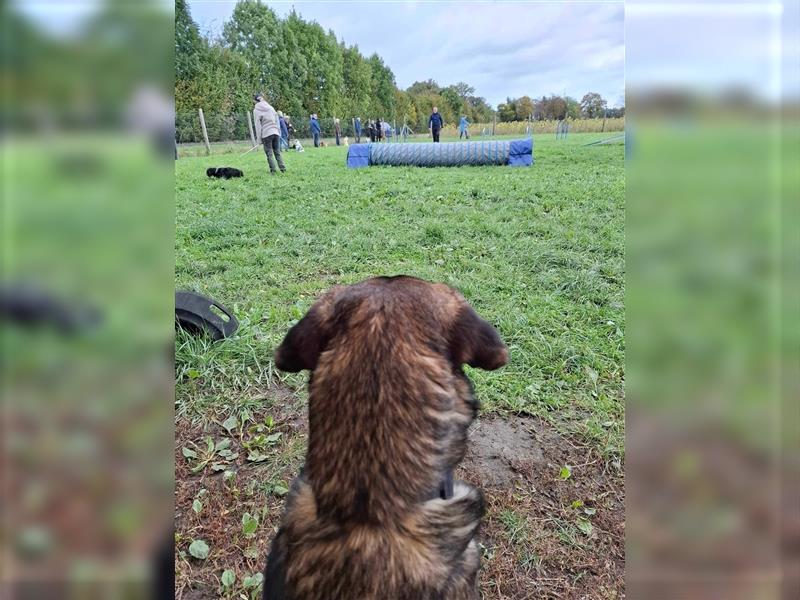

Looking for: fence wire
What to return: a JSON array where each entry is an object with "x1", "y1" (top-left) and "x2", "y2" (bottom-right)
[{"x1": 176, "y1": 112, "x2": 625, "y2": 145}]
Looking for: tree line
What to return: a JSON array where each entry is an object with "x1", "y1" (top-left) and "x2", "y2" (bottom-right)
[
  {"x1": 498, "y1": 93, "x2": 624, "y2": 122},
  {"x1": 177, "y1": 0, "x2": 621, "y2": 134}
]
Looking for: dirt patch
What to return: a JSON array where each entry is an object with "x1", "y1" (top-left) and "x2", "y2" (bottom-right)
[
  {"x1": 458, "y1": 416, "x2": 625, "y2": 600},
  {"x1": 464, "y1": 418, "x2": 545, "y2": 486}
]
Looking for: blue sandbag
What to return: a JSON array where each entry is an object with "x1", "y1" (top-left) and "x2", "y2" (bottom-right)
[
  {"x1": 346, "y1": 138, "x2": 533, "y2": 168},
  {"x1": 346, "y1": 143, "x2": 370, "y2": 168}
]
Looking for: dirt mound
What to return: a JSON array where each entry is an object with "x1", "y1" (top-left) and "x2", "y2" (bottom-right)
[{"x1": 463, "y1": 417, "x2": 545, "y2": 486}]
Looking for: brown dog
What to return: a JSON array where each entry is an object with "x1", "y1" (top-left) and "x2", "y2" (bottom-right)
[{"x1": 263, "y1": 276, "x2": 508, "y2": 600}]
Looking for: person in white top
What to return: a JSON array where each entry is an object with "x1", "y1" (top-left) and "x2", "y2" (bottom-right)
[{"x1": 253, "y1": 92, "x2": 286, "y2": 174}]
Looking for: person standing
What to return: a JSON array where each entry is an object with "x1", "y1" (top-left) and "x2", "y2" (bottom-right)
[
  {"x1": 310, "y1": 114, "x2": 321, "y2": 147},
  {"x1": 285, "y1": 116, "x2": 295, "y2": 140},
  {"x1": 429, "y1": 106, "x2": 443, "y2": 142},
  {"x1": 334, "y1": 118, "x2": 342, "y2": 146},
  {"x1": 375, "y1": 118, "x2": 382, "y2": 142},
  {"x1": 278, "y1": 111, "x2": 290, "y2": 150},
  {"x1": 459, "y1": 115, "x2": 470, "y2": 139},
  {"x1": 368, "y1": 120, "x2": 375, "y2": 142},
  {"x1": 253, "y1": 92, "x2": 285, "y2": 174},
  {"x1": 354, "y1": 117, "x2": 362, "y2": 143}
]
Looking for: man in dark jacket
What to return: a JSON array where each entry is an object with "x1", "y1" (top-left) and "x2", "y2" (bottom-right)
[
  {"x1": 367, "y1": 120, "x2": 375, "y2": 142},
  {"x1": 354, "y1": 117, "x2": 362, "y2": 143},
  {"x1": 278, "y1": 112, "x2": 289, "y2": 150},
  {"x1": 428, "y1": 106, "x2": 444, "y2": 142},
  {"x1": 310, "y1": 114, "x2": 321, "y2": 147},
  {"x1": 375, "y1": 118, "x2": 382, "y2": 142}
]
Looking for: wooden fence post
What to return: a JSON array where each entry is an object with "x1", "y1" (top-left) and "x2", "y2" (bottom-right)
[
  {"x1": 198, "y1": 108, "x2": 211, "y2": 155},
  {"x1": 492, "y1": 115, "x2": 496, "y2": 136},
  {"x1": 247, "y1": 111, "x2": 256, "y2": 146}
]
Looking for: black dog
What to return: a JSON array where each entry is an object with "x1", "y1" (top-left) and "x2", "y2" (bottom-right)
[{"x1": 206, "y1": 167, "x2": 243, "y2": 179}]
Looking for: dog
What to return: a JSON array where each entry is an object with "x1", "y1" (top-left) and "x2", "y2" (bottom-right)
[
  {"x1": 292, "y1": 139, "x2": 305, "y2": 153},
  {"x1": 206, "y1": 167, "x2": 243, "y2": 179},
  {"x1": 319, "y1": 140, "x2": 327, "y2": 147},
  {"x1": 343, "y1": 136, "x2": 349, "y2": 146},
  {"x1": 263, "y1": 276, "x2": 508, "y2": 600}
]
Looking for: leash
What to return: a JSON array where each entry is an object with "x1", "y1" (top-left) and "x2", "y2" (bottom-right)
[{"x1": 240, "y1": 143, "x2": 261, "y2": 156}]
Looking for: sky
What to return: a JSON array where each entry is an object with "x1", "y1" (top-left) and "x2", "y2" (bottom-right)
[
  {"x1": 625, "y1": 1, "x2": 793, "y2": 102},
  {"x1": 186, "y1": 0, "x2": 626, "y2": 108}
]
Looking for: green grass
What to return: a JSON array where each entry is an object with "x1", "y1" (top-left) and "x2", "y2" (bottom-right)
[{"x1": 175, "y1": 132, "x2": 624, "y2": 456}]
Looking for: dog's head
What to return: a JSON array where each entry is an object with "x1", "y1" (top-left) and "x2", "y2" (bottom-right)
[
  {"x1": 274, "y1": 276, "x2": 508, "y2": 374},
  {"x1": 206, "y1": 167, "x2": 216, "y2": 177}
]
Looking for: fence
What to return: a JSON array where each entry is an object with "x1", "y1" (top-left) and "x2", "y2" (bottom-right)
[
  {"x1": 177, "y1": 112, "x2": 379, "y2": 145},
  {"x1": 176, "y1": 111, "x2": 625, "y2": 148}
]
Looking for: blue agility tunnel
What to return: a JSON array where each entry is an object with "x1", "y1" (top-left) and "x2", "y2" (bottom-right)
[{"x1": 346, "y1": 138, "x2": 533, "y2": 168}]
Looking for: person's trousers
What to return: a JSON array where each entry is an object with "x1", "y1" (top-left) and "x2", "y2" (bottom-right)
[
  {"x1": 355, "y1": 133, "x2": 361, "y2": 143},
  {"x1": 460, "y1": 130, "x2": 469, "y2": 139},
  {"x1": 262, "y1": 135, "x2": 285, "y2": 173},
  {"x1": 313, "y1": 133, "x2": 320, "y2": 147},
  {"x1": 335, "y1": 133, "x2": 340, "y2": 146},
  {"x1": 432, "y1": 128, "x2": 441, "y2": 142}
]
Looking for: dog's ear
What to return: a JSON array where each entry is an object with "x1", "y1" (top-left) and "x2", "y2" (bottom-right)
[
  {"x1": 449, "y1": 304, "x2": 508, "y2": 370},
  {"x1": 274, "y1": 288, "x2": 342, "y2": 372},
  {"x1": 274, "y1": 307, "x2": 328, "y2": 373}
]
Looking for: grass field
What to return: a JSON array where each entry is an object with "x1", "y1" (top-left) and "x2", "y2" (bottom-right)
[{"x1": 175, "y1": 132, "x2": 625, "y2": 599}]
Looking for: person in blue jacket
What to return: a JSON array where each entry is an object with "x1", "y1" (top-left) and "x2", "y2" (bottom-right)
[
  {"x1": 354, "y1": 116, "x2": 362, "y2": 143},
  {"x1": 428, "y1": 106, "x2": 444, "y2": 142},
  {"x1": 459, "y1": 115, "x2": 470, "y2": 139},
  {"x1": 310, "y1": 114, "x2": 321, "y2": 147},
  {"x1": 278, "y1": 112, "x2": 289, "y2": 150}
]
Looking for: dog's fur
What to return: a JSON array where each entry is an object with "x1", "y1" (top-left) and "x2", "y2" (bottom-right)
[
  {"x1": 343, "y1": 136, "x2": 349, "y2": 146},
  {"x1": 319, "y1": 140, "x2": 327, "y2": 147},
  {"x1": 206, "y1": 167, "x2": 243, "y2": 179},
  {"x1": 292, "y1": 139, "x2": 305, "y2": 153},
  {"x1": 263, "y1": 276, "x2": 508, "y2": 600}
]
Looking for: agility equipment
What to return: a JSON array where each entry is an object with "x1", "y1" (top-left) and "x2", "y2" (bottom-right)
[
  {"x1": 583, "y1": 133, "x2": 625, "y2": 146},
  {"x1": 346, "y1": 138, "x2": 533, "y2": 168}
]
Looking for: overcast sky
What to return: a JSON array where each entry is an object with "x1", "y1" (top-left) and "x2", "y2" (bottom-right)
[{"x1": 187, "y1": 0, "x2": 625, "y2": 108}]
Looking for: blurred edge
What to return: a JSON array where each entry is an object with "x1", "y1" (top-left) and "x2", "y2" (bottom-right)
[
  {"x1": 626, "y1": 1, "x2": 799, "y2": 599},
  {"x1": 2, "y1": 0, "x2": 800, "y2": 599},
  {"x1": 2, "y1": 1, "x2": 175, "y2": 599}
]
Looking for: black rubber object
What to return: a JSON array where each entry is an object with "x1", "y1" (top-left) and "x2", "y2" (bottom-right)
[{"x1": 175, "y1": 290, "x2": 238, "y2": 340}]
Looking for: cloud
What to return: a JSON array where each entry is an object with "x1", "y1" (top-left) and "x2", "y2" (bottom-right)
[{"x1": 188, "y1": 0, "x2": 624, "y2": 107}]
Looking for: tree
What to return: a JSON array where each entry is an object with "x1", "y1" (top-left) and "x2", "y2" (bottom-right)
[
  {"x1": 565, "y1": 96, "x2": 580, "y2": 120},
  {"x1": 452, "y1": 81, "x2": 475, "y2": 99},
  {"x1": 274, "y1": 10, "x2": 310, "y2": 116},
  {"x1": 441, "y1": 85, "x2": 463, "y2": 120},
  {"x1": 497, "y1": 97, "x2": 517, "y2": 122},
  {"x1": 580, "y1": 92, "x2": 607, "y2": 118},
  {"x1": 394, "y1": 89, "x2": 416, "y2": 127},
  {"x1": 175, "y1": 0, "x2": 207, "y2": 82},
  {"x1": 407, "y1": 79, "x2": 440, "y2": 96},
  {"x1": 368, "y1": 53, "x2": 395, "y2": 118},
  {"x1": 466, "y1": 95, "x2": 494, "y2": 122},
  {"x1": 222, "y1": 1, "x2": 282, "y2": 102},
  {"x1": 341, "y1": 44, "x2": 371, "y2": 118},
  {"x1": 514, "y1": 95, "x2": 534, "y2": 120}
]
